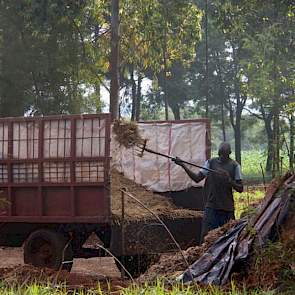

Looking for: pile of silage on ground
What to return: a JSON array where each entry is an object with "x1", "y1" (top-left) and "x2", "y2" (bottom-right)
[
  {"x1": 140, "y1": 173, "x2": 295, "y2": 292},
  {"x1": 139, "y1": 219, "x2": 238, "y2": 282},
  {"x1": 110, "y1": 169, "x2": 202, "y2": 221},
  {"x1": 112, "y1": 119, "x2": 144, "y2": 148}
]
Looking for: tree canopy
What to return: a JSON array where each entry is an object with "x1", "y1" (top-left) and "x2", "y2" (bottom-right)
[{"x1": 0, "y1": 0, "x2": 293, "y2": 174}]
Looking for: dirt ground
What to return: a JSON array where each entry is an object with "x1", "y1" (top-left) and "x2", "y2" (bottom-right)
[{"x1": 0, "y1": 246, "x2": 120, "y2": 279}]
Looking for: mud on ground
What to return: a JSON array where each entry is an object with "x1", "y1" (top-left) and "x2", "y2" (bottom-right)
[{"x1": 0, "y1": 247, "x2": 123, "y2": 290}]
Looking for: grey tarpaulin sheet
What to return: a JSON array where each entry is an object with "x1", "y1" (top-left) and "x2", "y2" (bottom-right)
[{"x1": 178, "y1": 173, "x2": 295, "y2": 285}]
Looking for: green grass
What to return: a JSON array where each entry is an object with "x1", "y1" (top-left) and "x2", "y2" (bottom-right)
[
  {"x1": 122, "y1": 281, "x2": 276, "y2": 295},
  {"x1": 234, "y1": 189, "x2": 265, "y2": 219},
  {"x1": 241, "y1": 150, "x2": 289, "y2": 180},
  {"x1": 241, "y1": 150, "x2": 267, "y2": 179},
  {"x1": 0, "y1": 281, "x2": 276, "y2": 295},
  {"x1": 0, "y1": 282, "x2": 106, "y2": 295}
]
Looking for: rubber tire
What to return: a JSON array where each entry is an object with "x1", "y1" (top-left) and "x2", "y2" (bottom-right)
[
  {"x1": 24, "y1": 229, "x2": 73, "y2": 271},
  {"x1": 115, "y1": 254, "x2": 159, "y2": 278}
]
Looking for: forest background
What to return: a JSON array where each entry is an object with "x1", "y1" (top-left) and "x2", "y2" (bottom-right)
[{"x1": 0, "y1": 0, "x2": 294, "y2": 179}]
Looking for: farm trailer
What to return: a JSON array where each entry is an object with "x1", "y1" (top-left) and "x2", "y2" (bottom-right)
[{"x1": 0, "y1": 114, "x2": 203, "y2": 276}]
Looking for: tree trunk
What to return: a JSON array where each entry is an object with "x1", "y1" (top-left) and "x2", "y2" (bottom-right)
[
  {"x1": 266, "y1": 137, "x2": 273, "y2": 175},
  {"x1": 271, "y1": 3, "x2": 280, "y2": 176},
  {"x1": 135, "y1": 74, "x2": 142, "y2": 121},
  {"x1": 264, "y1": 115, "x2": 273, "y2": 175},
  {"x1": 272, "y1": 108, "x2": 280, "y2": 177},
  {"x1": 163, "y1": 16, "x2": 169, "y2": 120},
  {"x1": 205, "y1": 0, "x2": 209, "y2": 117},
  {"x1": 170, "y1": 103, "x2": 180, "y2": 120},
  {"x1": 0, "y1": 28, "x2": 25, "y2": 117},
  {"x1": 221, "y1": 96, "x2": 226, "y2": 141},
  {"x1": 130, "y1": 68, "x2": 137, "y2": 121},
  {"x1": 289, "y1": 114, "x2": 294, "y2": 172},
  {"x1": 109, "y1": 0, "x2": 120, "y2": 121},
  {"x1": 260, "y1": 105, "x2": 274, "y2": 175},
  {"x1": 231, "y1": 45, "x2": 243, "y2": 165},
  {"x1": 94, "y1": 85, "x2": 102, "y2": 113},
  {"x1": 234, "y1": 115, "x2": 242, "y2": 164}
]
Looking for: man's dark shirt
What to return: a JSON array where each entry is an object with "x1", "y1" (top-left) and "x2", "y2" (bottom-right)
[{"x1": 201, "y1": 157, "x2": 242, "y2": 212}]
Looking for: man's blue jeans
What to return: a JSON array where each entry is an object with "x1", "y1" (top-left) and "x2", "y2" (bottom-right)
[{"x1": 201, "y1": 207, "x2": 235, "y2": 242}]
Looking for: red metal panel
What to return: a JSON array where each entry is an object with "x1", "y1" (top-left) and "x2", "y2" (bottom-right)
[
  {"x1": 0, "y1": 188, "x2": 9, "y2": 216},
  {"x1": 70, "y1": 117, "x2": 76, "y2": 217},
  {"x1": 13, "y1": 188, "x2": 39, "y2": 216},
  {"x1": 0, "y1": 114, "x2": 111, "y2": 224},
  {"x1": 0, "y1": 216, "x2": 109, "y2": 223},
  {"x1": 7, "y1": 121, "x2": 13, "y2": 216},
  {"x1": 43, "y1": 187, "x2": 72, "y2": 217},
  {"x1": 75, "y1": 187, "x2": 106, "y2": 217}
]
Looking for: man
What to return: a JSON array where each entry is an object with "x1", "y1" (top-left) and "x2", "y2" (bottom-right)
[{"x1": 174, "y1": 142, "x2": 243, "y2": 240}]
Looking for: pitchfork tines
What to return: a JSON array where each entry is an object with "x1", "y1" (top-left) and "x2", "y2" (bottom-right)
[{"x1": 136, "y1": 139, "x2": 148, "y2": 157}]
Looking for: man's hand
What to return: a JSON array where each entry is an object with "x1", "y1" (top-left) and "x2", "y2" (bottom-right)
[{"x1": 173, "y1": 156, "x2": 185, "y2": 166}]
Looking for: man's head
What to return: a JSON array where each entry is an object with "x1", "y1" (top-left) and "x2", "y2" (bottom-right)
[{"x1": 218, "y1": 142, "x2": 231, "y2": 161}]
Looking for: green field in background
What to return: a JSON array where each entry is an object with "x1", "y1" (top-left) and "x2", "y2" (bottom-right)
[{"x1": 211, "y1": 150, "x2": 290, "y2": 180}]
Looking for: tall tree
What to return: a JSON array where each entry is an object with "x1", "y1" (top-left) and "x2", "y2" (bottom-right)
[
  {"x1": 120, "y1": 0, "x2": 202, "y2": 120},
  {"x1": 110, "y1": 0, "x2": 120, "y2": 120},
  {"x1": 0, "y1": 0, "x2": 87, "y2": 116},
  {"x1": 240, "y1": 0, "x2": 294, "y2": 174}
]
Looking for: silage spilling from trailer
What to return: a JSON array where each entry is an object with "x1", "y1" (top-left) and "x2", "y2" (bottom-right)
[{"x1": 110, "y1": 169, "x2": 203, "y2": 222}]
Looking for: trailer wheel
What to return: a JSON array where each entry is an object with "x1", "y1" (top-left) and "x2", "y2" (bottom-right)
[
  {"x1": 24, "y1": 229, "x2": 73, "y2": 271},
  {"x1": 115, "y1": 254, "x2": 159, "y2": 278}
]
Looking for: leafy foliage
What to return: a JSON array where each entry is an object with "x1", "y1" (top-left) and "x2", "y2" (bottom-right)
[{"x1": 0, "y1": 0, "x2": 293, "y2": 172}]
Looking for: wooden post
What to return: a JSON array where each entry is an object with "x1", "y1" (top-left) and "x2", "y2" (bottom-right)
[{"x1": 120, "y1": 188, "x2": 126, "y2": 279}]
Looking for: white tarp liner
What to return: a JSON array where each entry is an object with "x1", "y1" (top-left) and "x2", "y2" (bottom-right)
[
  {"x1": 76, "y1": 118, "x2": 106, "y2": 157},
  {"x1": 44, "y1": 120, "x2": 71, "y2": 158},
  {"x1": 0, "y1": 123, "x2": 9, "y2": 159},
  {"x1": 111, "y1": 121, "x2": 208, "y2": 192},
  {"x1": 43, "y1": 118, "x2": 106, "y2": 159},
  {"x1": 13, "y1": 122, "x2": 39, "y2": 159}
]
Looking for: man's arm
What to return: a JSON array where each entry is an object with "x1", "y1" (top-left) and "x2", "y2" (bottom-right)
[
  {"x1": 181, "y1": 165, "x2": 206, "y2": 183},
  {"x1": 173, "y1": 158, "x2": 206, "y2": 183},
  {"x1": 230, "y1": 179, "x2": 243, "y2": 193},
  {"x1": 233, "y1": 164, "x2": 243, "y2": 192},
  {"x1": 219, "y1": 165, "x2": 243, "y2": 193}
]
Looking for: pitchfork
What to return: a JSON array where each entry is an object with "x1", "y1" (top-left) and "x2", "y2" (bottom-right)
[{"x1": 136, "y1": 139, "x2": 218, "y2": 174}]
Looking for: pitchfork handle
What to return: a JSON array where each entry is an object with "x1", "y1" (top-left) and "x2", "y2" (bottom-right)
[{"x1": 144, "y1": 147, "x2": 217, "y2": 173}]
